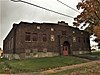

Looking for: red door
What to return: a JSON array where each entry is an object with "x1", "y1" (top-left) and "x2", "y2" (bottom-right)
[{"x1": 63, "y1": 46, "x2": 68, "y2": 56}]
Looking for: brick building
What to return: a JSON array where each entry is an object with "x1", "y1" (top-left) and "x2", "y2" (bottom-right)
[{"x1": 3, "y1": 21, "x2": 91, "y2": 59}]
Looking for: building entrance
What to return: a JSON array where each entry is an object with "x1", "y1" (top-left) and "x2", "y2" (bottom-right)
[{"x1": 63, "y1": 41, "x2": 70, "y2": 55}]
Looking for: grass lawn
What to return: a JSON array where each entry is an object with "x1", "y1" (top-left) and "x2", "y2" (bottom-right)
[
  {"x1": 84, "y1": 51, "x2": 100, "y2": 58},
  {"x1": 76, "y1": 51, "x2": 100, "y2": 60},
  {"x1": 0, "y1": 56, "x2": 89, "y2": 74},
  {"x1": 49, "y1": 61, "x2": 100, "y2": 75}
]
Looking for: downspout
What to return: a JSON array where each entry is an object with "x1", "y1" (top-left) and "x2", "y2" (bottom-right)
[{"x1": 58, "y1": 35, "x2": 61, "y2": 55}]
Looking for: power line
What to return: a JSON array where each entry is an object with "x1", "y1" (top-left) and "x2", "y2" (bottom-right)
[
  {"x1": 11, "y1": 0, "x2": 74, "y2": 18},
  {"x1": 57, "y1": 0, "x2": 80, "y2": 13}
]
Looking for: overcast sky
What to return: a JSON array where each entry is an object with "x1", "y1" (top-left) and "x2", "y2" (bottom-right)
[{"x1": 0, "y1": 0, "x2": 81, "y2": 49}]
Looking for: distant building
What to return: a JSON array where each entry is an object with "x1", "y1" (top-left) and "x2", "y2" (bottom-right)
[
  {"x1": 3, "y1": 21, "x2": 91, "y2": 59},
  {"x1": 0, "y1": 48, "x2": 3, "y2": 57}
]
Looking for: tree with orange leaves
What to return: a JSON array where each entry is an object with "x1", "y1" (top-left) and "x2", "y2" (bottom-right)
[{"x1": 74, "y1": 0, "x2": 100, "y2": 48}]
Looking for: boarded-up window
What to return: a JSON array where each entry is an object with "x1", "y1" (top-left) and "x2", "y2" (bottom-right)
[
  {"x1": 32, "y1": 33, "x2": 38, "y2": 41},
  {"x1": 32, "y1": 48, "x2": 38, "y2": 55},
  {"x1": 43, "y1": 34, "x2": 47, "y2": 42},
  {"x1": 73, "y1": 31, "x2": 75, "y2": 33},
  {"x1": 73, "y1": 37, "x2": 76, "y2": 42},
  {"x1": 25, "y1": 49, "x2": 31, "y2": 56},
  {"x1": 37, "y1": 26, "x2": 40, "y2": 29},
  {"x1": 25, "y1": 32, "x2": 31, "y2": 41},
  {"x1": 51, "y1": 35, "x2": 55, "y2": 41},
  {"x1": 51, "y1": 28, "x2": 54, "y2": 31}
]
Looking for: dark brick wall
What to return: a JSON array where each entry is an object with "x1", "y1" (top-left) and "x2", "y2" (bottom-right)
[
  {"x1": 3, "y1": 24, "x2": 18, "y2": 54},
  {"x1": 3, "y1": 21, "x2": 91, "y2": 55}
]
